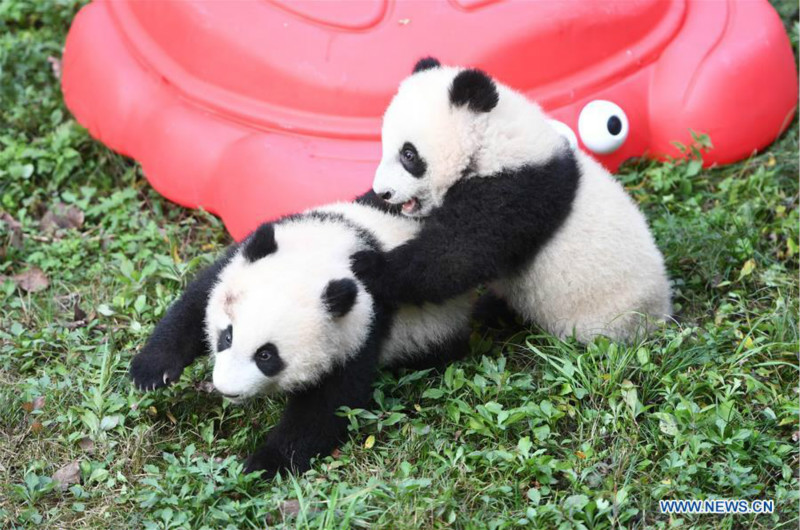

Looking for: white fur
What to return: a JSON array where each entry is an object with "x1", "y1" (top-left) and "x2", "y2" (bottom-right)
[
  {"x1": 207, "y1": 203, "x2": 473, "y2": 400},
  {"x1": 376, "y1": 65, "x2": 671, "y2": 342},
  {"x1": 208, "y1": 218, "x2": 373, "y2": 400},
  {"x1": 493, "y1": 152, "x2": 672, "y2": 342}
]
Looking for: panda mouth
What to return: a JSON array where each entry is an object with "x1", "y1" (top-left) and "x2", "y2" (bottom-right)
[{"x1": 401, "y1": 197, "x2": 420, "y2": 215}]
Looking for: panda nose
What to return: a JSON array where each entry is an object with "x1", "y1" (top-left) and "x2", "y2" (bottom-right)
[{"x1": 379, "y1": 190, "x2": 393, "y2": 201}]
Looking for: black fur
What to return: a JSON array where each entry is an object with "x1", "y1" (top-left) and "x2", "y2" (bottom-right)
[
  {"x1": 400, "y1": 142, "x2": 427, "y2": 178},
  {"x1": 217, "y1": 324, "x2": 233, "y2": 352},
  {"x1": 413, "y1": 57, "x2": 441, "y2": 73},
  {"x1": 449, "y1": 69, "x2": 499, "y2": 113},
  {"x1": 254, "y1": 343, "x2": 284, "y2": 377},
  {"x1": 243, "y1": 223, "x2": 277, "y2": 262},
  {"x1": 282, "y1": 209, "x2": 383, "y2": 253},
  {"x1": 352, "y1": 149, "x2": 580, "y2": 305},
  {"x1": 322, "y1": 278, "x2": 358, "y2": 317},
  {"x1": 472, "y1": 292, "x2": 519, "y2": 330},
  {"x1": 386, "y1": 328, "x2": 470, "y2": 372},
  {"x1": 354, "y1": 189, "x2": 402, "y2": 216},
  {"x1": 129, "y1": 246, "x2": 238, "y2": 390},
  {"x1": 243, "y1": 306, "x2": 389, "y2": 478},
  {"x1": 350, "y1": 249, "x2": 386, "y2": 296}
]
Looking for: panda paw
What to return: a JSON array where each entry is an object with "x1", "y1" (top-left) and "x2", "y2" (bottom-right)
[
  {"x1": 129, "y1": 347, "x2": 187, "y2": 391},
  {"x1": 350, "y1": 250, "x2": 385, "y2": 294},
  {"x1": 242, "y1": 447, "x2": 290, "y2": 479}
]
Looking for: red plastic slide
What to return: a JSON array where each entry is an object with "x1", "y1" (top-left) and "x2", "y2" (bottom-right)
[{"x1": 62, "y1": 0, "x2": 797, "y2": 240}]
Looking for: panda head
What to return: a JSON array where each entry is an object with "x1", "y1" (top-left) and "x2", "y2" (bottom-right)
[
  {"x1": 374, "y1": 57, "x2": 565, "y2": 217},
  {"x1": 207, "y1": 223, "x2": 373, "y2": 402}
]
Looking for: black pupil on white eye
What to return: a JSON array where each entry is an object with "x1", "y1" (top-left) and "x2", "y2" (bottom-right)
[
  {"x1": 607, "y1": 116, "x2": 622, "y2": 136},
  {"x1": 403, "y1": 149, "x2": 415, "y2": 161}
]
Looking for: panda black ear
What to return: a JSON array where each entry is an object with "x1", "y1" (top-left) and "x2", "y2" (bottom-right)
[
  {"x1": 322, "y1": 279, "x2": 358, "y2": 318},
  {"x1": 449, "y1": 69, "x2": 498, "y2": 113},
  {"x1": 413, "y1": 57, "x2": 441, "y2": 74},
  {"x1": 243, "y1": 223, "x2": 277, "y2": 262}
]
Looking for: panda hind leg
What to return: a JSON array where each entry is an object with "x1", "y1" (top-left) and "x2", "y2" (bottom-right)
[
  {"x1": 392, "y1": 330, "x2": 471, "y2": 373},
  {"x1": 472, "y1": 291, "x2": 519, "y2": 331}
]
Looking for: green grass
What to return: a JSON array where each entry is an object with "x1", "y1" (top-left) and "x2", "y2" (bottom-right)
[{"x1": 1, "y1": 1, "x2": 798, "y2": 528}]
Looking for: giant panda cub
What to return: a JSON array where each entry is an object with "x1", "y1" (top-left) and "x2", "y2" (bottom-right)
[
  {"x1": 353, "y1": 58, "x2": 672, "y2": 343},
  {"x1": 129, "y1": 195, "x2": 473, "y2": 478}
]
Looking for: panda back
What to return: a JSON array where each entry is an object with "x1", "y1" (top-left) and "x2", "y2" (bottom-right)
[{"x1": 315, "y1": 202, "x2": 421, "y2": 251}]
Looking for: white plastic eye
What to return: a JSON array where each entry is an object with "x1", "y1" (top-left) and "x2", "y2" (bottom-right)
[
  {"x1": 577, "y1": 100, "x2": 629, "y2": 155},
  {"x1": 548, "y1": 119, "x2": 578, "y2": 150}
]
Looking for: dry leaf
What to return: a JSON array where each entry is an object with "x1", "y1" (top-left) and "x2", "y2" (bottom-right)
[
  {"x1": 40, "y1": 203, "x2": 84, "y2": 232},
  {"x1": 21, "y1": 396, "x2": 46, "y2": 413},
  {"x1": 1, "y1": 212, "x2": 23, "y2": 249},
  {"x1": 31, "y1": 420, "x2": 44, "y2": 434},
  {"x1": 78, "y1": 437, "x2": 95, "y2": 452},
  {"x1": 330, "y1": 448, "x2": 341, "y2": 459},
  {"x1": 279, "y1": 500, "x2": 301, "y2": 517},
  {"x1": 73, "y1": 301, "x2": 87, "y2": 322},
  {"x1": 13, "y1": 268, "x2": 49, "y2": 293},
  {"x1": 52, "y1": 461, "x2": 80, "y2": 490}
]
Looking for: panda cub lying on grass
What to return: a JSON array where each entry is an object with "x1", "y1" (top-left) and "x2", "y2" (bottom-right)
[
  {"x1": 130, "y1": 194, "x2": 473, "y2": 477},
  {"x1": 353, "y1": 58, "x2": 672, "y2": 342}
]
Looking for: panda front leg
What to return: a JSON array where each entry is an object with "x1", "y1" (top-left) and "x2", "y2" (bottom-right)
[
  {"x1": 243, "y1": 338, "x2": 380, "y2": 478},
  {"x1": 130, "y1": 247, "x2": 236, "y2": 391}
]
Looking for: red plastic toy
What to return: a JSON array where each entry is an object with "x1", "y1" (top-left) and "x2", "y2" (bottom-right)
[{"x1": 62, "y1": 0, "x2": 797, "y2": 240}]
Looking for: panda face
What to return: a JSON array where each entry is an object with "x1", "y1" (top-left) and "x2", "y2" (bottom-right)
[
  {"x1": 374, "y1": 65, "x2": 479, "y2": 217},
  {"x1": 212, "y1": 318, "x2": 287, "y2": 402},
  {"x1": 374, "y1": 59, "x2": 566, "y2": 218},
  {"x1": 207, "y1": 221, "x2": 373, "y2": 402}
]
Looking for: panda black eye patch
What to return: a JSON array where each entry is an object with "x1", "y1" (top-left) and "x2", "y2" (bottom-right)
[
  {"x1": 253, "y1": 342, "x2": 284, "y2": 377},
  {"x1": 217, "y1": 325, "x2": 233, "y2": 351},
  {"x1": 399, "y1": 142, "x2": 426, "y2": 178}
]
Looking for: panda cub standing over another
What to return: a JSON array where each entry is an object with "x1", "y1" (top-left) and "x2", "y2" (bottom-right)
[
  {"x1": 130, "y1": 196, "x2": 473, "y2": 478},
  {"x1": 353, "y1": 58, "x2": 671, "y2": 342}
]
